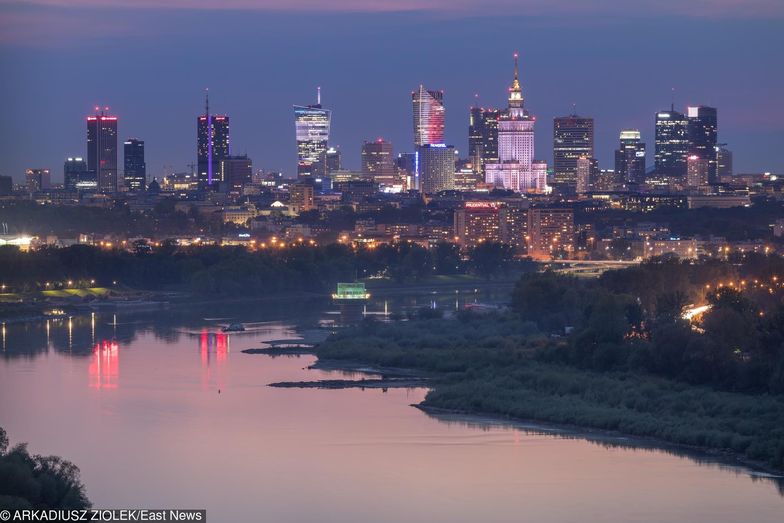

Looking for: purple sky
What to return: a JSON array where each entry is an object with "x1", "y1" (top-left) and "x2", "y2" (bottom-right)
[{"x1": 1, "y1": 1, "x2": 783, "y2": 181}]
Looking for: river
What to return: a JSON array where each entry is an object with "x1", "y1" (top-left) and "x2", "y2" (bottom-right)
[{"x1": 1, "y1": 288, "x2": 782, "y2": 522}]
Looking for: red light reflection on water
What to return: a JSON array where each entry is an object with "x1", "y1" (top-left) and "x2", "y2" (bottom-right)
[
  {"x1": 198, "y1": 329, "x2": 230, "y2": 390},
  {"x1": 89, "y1": 340, "x2": 119, "y2": 389}
]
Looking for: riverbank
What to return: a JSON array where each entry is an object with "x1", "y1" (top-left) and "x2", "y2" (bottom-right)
[
  {"x1": 305, "y1": 316, "x2": 784, "y2": 475},
  {"x1": 248, "y1": 339, "x2": 784, "y2": 478}
]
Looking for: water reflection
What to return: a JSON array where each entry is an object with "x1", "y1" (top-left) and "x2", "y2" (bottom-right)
[
  {"x1": 89, "y1": 340, "x2": 119, "y2": 389},
  {"x1": 423, "y1": 410, "x2": 784, "y2": 495},
  {"x1": 1, "y1": 285, "x2": 783, "y2": 522}
]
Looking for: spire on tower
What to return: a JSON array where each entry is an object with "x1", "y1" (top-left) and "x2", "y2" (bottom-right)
[
  {"x1": 507, "y1": 52, "x2": 524, "y2": 111},
  {"x1": 205, "y1": 88, "x2": 210, "y2": 116},
  {"x1": 317, "y1": 86, "x2": 321, "y2": 106}
]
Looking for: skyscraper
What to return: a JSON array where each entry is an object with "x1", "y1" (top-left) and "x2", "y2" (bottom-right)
[
  {"x1": 197, "y1": 92, "x2": 230, "y2": 189},
  {"x1": 123, "y1": 138, "x2": 146, "y2": 192},
  {"x1": 220, "y1": 155, "x2": 253, "y2": 193},
  {"x1": 64, "y1": 157, "x2": 89, "y2": 191},
  {"x1": 654, "y1": 107, "x2": 689, "y2": 177},
  {"x1": 325, "y1": 147, "x2": 341, "y2": 173},
  {"x1": 468, "y1": 106, "x2": 500, "y2": 173},
  {"x1": 614, "y1": 129, "x2": 646, "y2": 185},
  {"x1": 294, "y1": 88, "x2": 331, "y2": 181},
  {"x1": 468, "y1": 106, "x2": 484, "y2": 167},
  {"x1": 687, "y1": 155, "x2": 709, "y2": 188},
  {"x1": 716, "y1": 145, "x2": 733, "y2": 180},
  {"x1": 553, "y1": 114, "x2": 594, "y2": 187},
  {"x1": 361, "y1": 139, "x2": 396, "y2": 187},
  {"x1": 687, "y1": 106, "x2": 718, "y2": 183},
  {"x1": 412, "y1": 85, "x2": 445, "y2": 146},
  {"x1": 418, "y1": 144, "x2": 455, "y2": 194},
  {"x1": 484, "y1": 53, "x2": 546, "y2": 193},
  {"x1": 576, "y1": 157, "x2": 598, "y2": 195},
  {"x1": 87, "y1": 108, "x2": 118, "y2": 193}
]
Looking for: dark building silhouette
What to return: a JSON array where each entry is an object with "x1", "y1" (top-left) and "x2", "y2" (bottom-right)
[
  {"x1": 654, "y1": 107, "x2": 689, "y2": 177},
  {"x1": 361, "y1": 139, "x2": 396, "y2": 187},
  {"x1": 468, "y1": 107, "x2": 500, "y2": 173},
  {"x1": 87, "y1": 109, "x2": 118, "y2": 193},
  {"x1": 0, "y1": 175, "x2": 12, "y2": 196},
  {"x1": 687, "y1": 106, "x2": 718, "y2": 183},
  {"x1": 614, "y1": 129, "x2": 646, "y2": 185},
  {"x1": 123, "y1": 138, "x2": 146, "y2": 192},
  {"x1": 553, "y1": 114, "x2": 594, "y2": 187},
  {"x1": 220, "y1": 155, "x2": 252, "y2": 193},
  {"x1": 64, "y1": 157, "x2": 90, "y2": 191}
]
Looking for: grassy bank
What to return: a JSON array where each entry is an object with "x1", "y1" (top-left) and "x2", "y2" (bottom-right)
[{"x1": 317, "y1": 315, "x2": 784, "y2": 472}]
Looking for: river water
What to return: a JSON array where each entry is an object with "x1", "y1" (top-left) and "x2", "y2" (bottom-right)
[{"x1": 1, "y1": 289, "x2": 782, "y2": 522}]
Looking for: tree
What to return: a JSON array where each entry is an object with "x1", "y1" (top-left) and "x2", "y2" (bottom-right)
[
  {"x1": 0, "y1": 427, "x2": 91, "y2": 509},
  {"x1": 468, "y1": 242, "x2": 514, "y2": 279}
]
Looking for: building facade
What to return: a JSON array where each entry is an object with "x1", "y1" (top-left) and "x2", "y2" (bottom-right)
[
  {"x1": 553, "y1": 114, "x2": 594, "y2": 188},
  {"x1": 87, "y1": 109, "x2": 118, "y2": 193},
  {"x1": 64, "y1": 157, "x2": 91, "y2": 191},
  {"x1": 220, "y1": 155, "x2": 253, "y2": 193},
  {"x1": 412, "y1": 85, "x2": 445, "y2": 147},
  {"x1": 576, "y1": 157, "x2": 599, "y2": 195},
  {"x1": 686, "y1": 155, "x2": 709, "y2": 188},
  {"x1": 418, "y1": 144, "x2": 455, "y2": 194},
  {"x1": 484, "y1": 54, "x2": 546, "y2": 193},
  {"x1": 294, "y1": 89, "x2": 331, "y2": 181},
  {"x1": 361, "y1": 139, "x2": 396, "y2": 187},
  {"x1": 468, "y1": 107, "x2": 500, "y2": 173},
  {"x1": 716, "y1": 145, "x2": 733, "y2": 180},
  {"x1": 687, "y1": 106, "x2": 718, "y2": 183},
  {"x1": 123, "y1": 138, "x2": 146, "y2": 192},
  {"x1": 527, "y1": 207, "x2": 575, "y2": 259},
  {"x1": 654, "y1": 107, "x2": 689, "y2": 177},
  {"x1": 614, "y1": 129, "x2": 646, "y2": 185},
  {"x1": 197, "y1": 93, "x2": 230, "y2": 189},
  {"x1": 25, "y1": 168, "x2": 50, "y2": 192}
]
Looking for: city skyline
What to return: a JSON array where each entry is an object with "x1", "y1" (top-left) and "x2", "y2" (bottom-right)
[{"x1": 1, "y1": 4, "x2": 783, "y2": 183}]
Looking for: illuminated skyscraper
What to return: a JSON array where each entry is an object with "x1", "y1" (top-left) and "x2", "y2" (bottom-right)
[
  {"x1": 687, "y1": 106, "x2": 718, "y2": 183},
  {"x1": 197, "y1": 91, "x2": 230, "y2": 188},
  {"x1": 553, "y1": 114, "x2": 594, "y2": 187},
  {"x1": 485, "y1": 53, "x2": 546, "y2": 193},
  {"x1": 654, "y1": 107, "x2": 689, "y2": 177},
  {"x1": 123, "y1": 138, "x2": 146, "y2": 192},
  {"x1": 87, "y1": 108, "x2": 119, "y2": 193},
  {"x1": 294, "y1": 88, "x2": 331, "y2": 181},
  {"x1": 361, "y1": 139, "x2": 396, "y2": 187},
  {"x1": 614, "y1": 129, "x2": 646, "y2": 185},
  {"x1": 412, "y1": 86, "x2": 445, "y2": 146}
]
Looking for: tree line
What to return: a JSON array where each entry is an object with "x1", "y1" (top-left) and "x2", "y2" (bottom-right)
[{"x1": 0, "y1": 241, "x2": 530, "y2": 296}]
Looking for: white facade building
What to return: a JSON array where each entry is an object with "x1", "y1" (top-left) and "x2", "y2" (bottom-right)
[{"x1": 485, "y1": 54, "x2": 547, "y2": 193}]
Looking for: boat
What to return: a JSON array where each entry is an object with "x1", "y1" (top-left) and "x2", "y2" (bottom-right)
[{"x1": 222, "y1": 323, "x2": 246, "y2": 332}]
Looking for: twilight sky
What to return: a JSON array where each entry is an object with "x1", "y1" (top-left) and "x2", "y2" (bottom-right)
[{"x1": 1, "y1": 0, "x2": 783, "y2": 182}]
